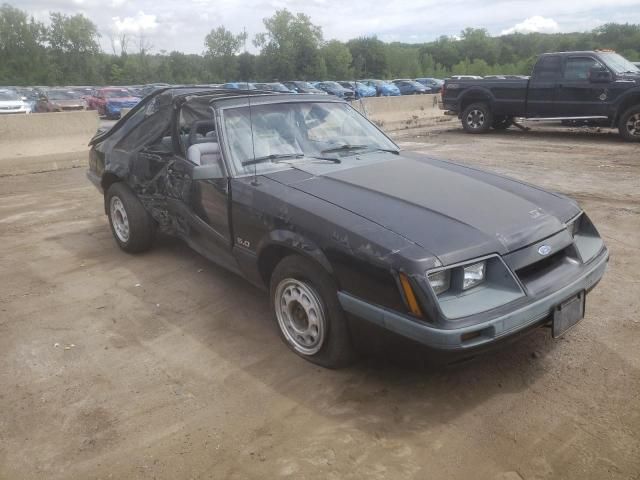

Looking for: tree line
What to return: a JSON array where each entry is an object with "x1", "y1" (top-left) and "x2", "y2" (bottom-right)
[{"x1": 1, "y1": 3, "x2": 639, "y2": 86}]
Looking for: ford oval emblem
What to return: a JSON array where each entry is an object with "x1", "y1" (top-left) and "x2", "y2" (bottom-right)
[{"x1": 538, "y1": 245, "x2": 552, "y2": 256}]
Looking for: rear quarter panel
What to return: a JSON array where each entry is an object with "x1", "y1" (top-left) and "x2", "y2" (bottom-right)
[{"x1": 444, "y1": 79, "x2": 528, "y2": 116}]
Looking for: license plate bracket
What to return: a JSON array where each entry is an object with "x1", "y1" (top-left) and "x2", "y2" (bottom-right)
[{"x1": 553, "y1": 291, "x2": 586, "y2": 338}]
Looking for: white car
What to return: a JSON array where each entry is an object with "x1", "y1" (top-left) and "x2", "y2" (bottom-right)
[{"x1": 0, "y1": 89, "x2": 30, "y2": 114}]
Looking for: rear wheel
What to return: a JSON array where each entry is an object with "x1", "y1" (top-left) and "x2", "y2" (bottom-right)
[
  {"x1": 461, "y1": 102, "x2": 493, "y2": 133},
  {"x1": 618, "y1": 105, "x2": 640, "y2": 142},
  {"x1": 270, "y1": 255, "x2": 356, "y2": 368},
  {"x1": 106, "y1": 183, "x2": 154, "y2": 253}
]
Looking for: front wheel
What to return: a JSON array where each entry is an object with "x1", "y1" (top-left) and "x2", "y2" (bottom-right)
[
  {"x1": 270, "y1": 255, "x2": 356, "y2": 368},
  {"x1": 618, "y1": 105, "x2": 640, "y2": 142},
  {"x1": 106, "y1": 183, "x2": 154, "y2": 253},
  {"x1": 461, "y1": 102, "x2": 493, "y2": 134}
]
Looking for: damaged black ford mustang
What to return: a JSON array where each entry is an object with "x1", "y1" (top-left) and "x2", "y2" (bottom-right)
[{"x1": 88, "y1": 87, "x2": 609, "y2": 368}]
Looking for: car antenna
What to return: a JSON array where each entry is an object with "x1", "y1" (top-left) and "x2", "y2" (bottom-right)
[
  {"x1": 248, "y1": 93, "x2": 259, "y2": 186},
  {"x1": 355, "y1": 78, "x2": 367, "y2": 118}
]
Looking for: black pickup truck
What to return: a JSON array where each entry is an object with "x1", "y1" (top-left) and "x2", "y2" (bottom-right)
[{"x1": 441, "y1": 51, "x2": 640, "y2": 141}]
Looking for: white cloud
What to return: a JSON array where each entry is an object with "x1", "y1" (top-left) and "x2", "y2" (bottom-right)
[
  {"x1": 501, "y1": 16, "x2": 560, "y2": 35},
  {"x1": 112, "y1": 11, "x2": 158, "y2": 34}
]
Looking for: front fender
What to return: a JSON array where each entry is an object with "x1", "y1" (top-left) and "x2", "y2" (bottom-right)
[
  {"x1": 613, "y1": 87, "x2": 640, "y2": 121},
  {"x1": 256, "y1": 229, "x2": 334, "y2": 276}
]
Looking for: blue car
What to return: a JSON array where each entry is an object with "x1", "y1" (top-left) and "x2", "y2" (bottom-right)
[
  {"x1": 253, "y1": 82, "x2": 295, "y2": 93},
  {"x1": 282, "y1": 81, "x2": 326, "y2": 94},
  {"x1": 415, "y1": 77, "x2": 444, "y2": 93},
  {"x1": 392, "y1": 79, "x2": 429, "y2": 95},
  {"x1": 358, "y1": 79, "x2": 401, "y2": 96},
  {"x1": 223, "y1": 82, "x2": 256, "y2": 90},
  {"x1": 337, "y1": 81, "x2": 376, "y2": 99},
  {"x1": 312, "y1": 81, "x2": 356, "y2": 101}
]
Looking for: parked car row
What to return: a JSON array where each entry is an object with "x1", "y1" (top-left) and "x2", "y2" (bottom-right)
[
  {"x1": 0, "y1": 76, "x2": 449, "y2": 117},
  {"x1": 222, "y1": 78, "x2": 446, "y2": 98},
  {"x1": 0, "y1": 85, "x2": 144, "y2": 118}
]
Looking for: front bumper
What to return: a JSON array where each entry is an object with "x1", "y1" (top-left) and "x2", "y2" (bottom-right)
[{"x1": 338, "y1": 247, "x2": 608, "y2": 351}]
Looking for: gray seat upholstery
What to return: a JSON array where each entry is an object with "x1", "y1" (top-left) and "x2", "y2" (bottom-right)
[{"x1": 187, "y1": 142, "x2": 220, "y2": 166}]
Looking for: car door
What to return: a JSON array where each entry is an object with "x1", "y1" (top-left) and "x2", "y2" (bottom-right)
[
  {"x1": 165, "y1": 107, "x2": 239, "y2": 273},
  {"x1": 526, "y1": 55, "x2": 562, "y2": 117},
  {"x1": 555, "y1": 56, "x2": 611, "y2": 117}
]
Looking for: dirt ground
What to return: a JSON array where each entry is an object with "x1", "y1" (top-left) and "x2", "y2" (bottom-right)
[{"x1": 1, "y1": 123, "x2": 639, "y2": 480}]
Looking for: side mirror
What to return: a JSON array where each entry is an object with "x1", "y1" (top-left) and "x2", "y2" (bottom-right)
[
  {"x1": 589, "y1": 67, "x2": 612, "y2": 83},
  {"x1": 192, "y1": 163, "x2": 224, "y2": 180}
]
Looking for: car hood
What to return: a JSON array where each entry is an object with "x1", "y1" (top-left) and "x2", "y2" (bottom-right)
[{"x1": 266, "y1": 154, "x2": 580, "y2": 265}]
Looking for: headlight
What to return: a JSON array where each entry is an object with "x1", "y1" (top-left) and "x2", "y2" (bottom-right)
[
  {"x1": 566, "y1": 214, "x2": 581, "y2": 238},
  {"x1": 427, "y1": 259, "x2": 487, "y2": 296},
  {"x1": 462, "y1": 261, "x2": 486, "y2": 290},
  {"x1": 428, "y1": 270, "x2": 451, "y2": 295},
  {"x1": 426, "y1": 256, "x2": 525, "y2": 319}
]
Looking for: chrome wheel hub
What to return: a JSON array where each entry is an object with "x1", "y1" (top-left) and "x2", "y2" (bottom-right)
[
  {"x1": 466, "y1": 109, "x2": 485, "y2": 129},
  {"x1": 274, "y1": 278, "x2": 325, "y2": 355},
  {"x1": 626, "y1": 113, "x2": 640, "y2": 137},
  {"x1": 110, "y1": 196, "x2": 130, "y2": 243}
]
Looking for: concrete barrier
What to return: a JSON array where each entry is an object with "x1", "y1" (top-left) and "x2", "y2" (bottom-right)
[
  {"x1": 0, "y1": 110, "x2": 98, "y2": 142},
  {"x1": 352, "y1": 94, "x2": 449, "y2": 132},
  {"x1": 0, "y1": 111, "x2": 98, "y2": 176}
]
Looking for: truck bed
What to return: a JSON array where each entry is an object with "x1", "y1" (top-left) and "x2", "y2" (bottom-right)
[{"x1": 442, "y1": 78, "x2": 529, "y2": 117}]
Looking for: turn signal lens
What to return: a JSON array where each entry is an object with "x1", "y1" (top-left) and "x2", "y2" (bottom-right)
[{"x1": 399, "y1": 272, "x2": 423, "y2": 318}]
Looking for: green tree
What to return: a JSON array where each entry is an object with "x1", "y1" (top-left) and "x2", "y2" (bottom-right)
[
  {"x1": 47, "y1": 12, "x2": 101, "y2": 84},
  {"x1": 0, "y1": 4, "x2": 47, "y2": 84},
  {"x1": 254, "y1": 9, "x2": 325, "y2": 80},
  {"x1": 321, "y1": 40, "x2": 352, "y2": 79},
  {"x1": 204, "y1": 26, "x2": 247, "y2": 81},
  {"x1": 347, "y1": 36, "x2": 387, "y2": 78}
]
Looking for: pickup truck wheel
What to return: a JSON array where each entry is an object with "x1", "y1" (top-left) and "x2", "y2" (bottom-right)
[
  {"x1": 618, "y1": 105, "x2": 640, "y2": 142},
  {"x1": 461, "y1": 102, "x2": 493, "y2": 133},
  {"x1": 270, "y1": 255, "x2": 356, "y2": 369},
  {"x1": 492, "y1": 116, "x2": 513, "y2": 130},
  {"x1": 106, "y1": 183, "x2": 154, "y2": 253}
]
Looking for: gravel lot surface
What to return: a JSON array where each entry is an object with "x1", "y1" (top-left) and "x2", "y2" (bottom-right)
[{"x1": 1, "y1": 123, "x2": 638, "y2": 479}]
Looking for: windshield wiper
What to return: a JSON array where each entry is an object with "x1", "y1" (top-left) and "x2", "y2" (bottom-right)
[
  {"x1": 308, "y1": 156, "x2": 342, "y2": 163},
  {"x1": 320, "y1": 144, "x2": 399, "y2": 155},
  {"x1": 321, "y1": 144, "x2": 368, "y2": 154},
  {"x1": 242, "y1": 153, "x2": 304, "y2": 166}
]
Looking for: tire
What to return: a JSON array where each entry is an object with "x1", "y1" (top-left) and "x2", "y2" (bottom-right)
[
  {"x1": 106, "y1": 182, "x2": 154, "y2": 253},
  {"x1": 270, "y1": 255, "x2": 356, "y2": 368},
  {"x1": 618, "y1": 105, "x2": 640, "y2": 142},
  {"x1": 461, "y1": 102, "x2": 493, "y2": 134},
  {"x1": 492, "y1": 116, "x2": 513, "y2": 130}
]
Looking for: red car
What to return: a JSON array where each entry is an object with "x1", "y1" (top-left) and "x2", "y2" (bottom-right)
[{"x1": 87, "y1": 88, "x2": 141, "y2": 119}]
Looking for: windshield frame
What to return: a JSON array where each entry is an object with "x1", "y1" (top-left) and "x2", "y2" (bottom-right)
[
  {"x1": 215, "y1": 97, "x2": 399, "y2": 178},
  {"x1": 599, "y1": 52, "x2": 640, "y2": 74}
]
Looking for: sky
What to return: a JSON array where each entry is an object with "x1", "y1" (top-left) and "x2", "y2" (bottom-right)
[{"x1": 17, "y1": 0, "x2": 640, "y2": 54}]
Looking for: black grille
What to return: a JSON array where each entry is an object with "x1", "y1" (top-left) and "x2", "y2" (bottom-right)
[{"x1": 516, "y1": 247, "x2": 569, "y2": 284}]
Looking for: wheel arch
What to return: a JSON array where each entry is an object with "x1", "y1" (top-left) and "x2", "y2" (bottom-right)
[
  {"x1": 100, "y1": 172, "x2": 123, "y2": 213},
  {"x1": 458, "y1": 88, "x2": 494, "y2": 113},
  {"x1": 614, "y1": 90, "x2": 640, "y2": 124},
  {"x1": 256, "y1": 231, "x2": 334, "y2": 287}
]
